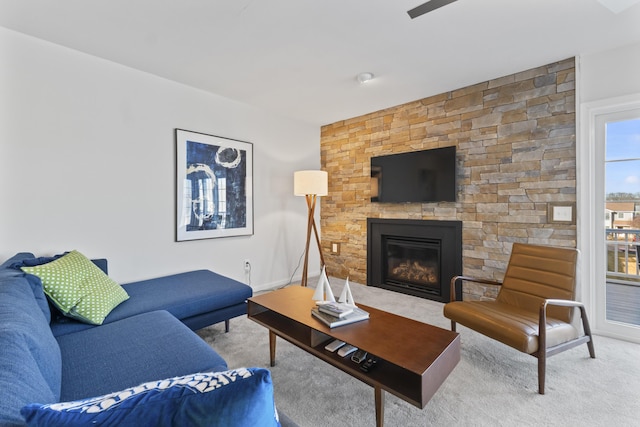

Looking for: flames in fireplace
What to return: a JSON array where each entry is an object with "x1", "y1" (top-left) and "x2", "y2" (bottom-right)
[
  {"x1": 385, "y1": 237, "x2": 440, "y2": 291},
  {"x1": 390, "y1": 260, "x2": 438, "y2": 285}
]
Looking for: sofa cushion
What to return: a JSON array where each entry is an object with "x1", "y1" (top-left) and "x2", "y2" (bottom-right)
[
  {"x1": 0, "y1": 253, "x2": 52, "y2": 323},
  {"x1": 56, "y1": 310, "x2": 228, "y2": 401},
  {"x1": 21, "y1": 250, "x2": 129, "y2": 325},
  {"x1": 11, "y1": 254, "x2": 64, "y2": 268},
  {"x1": 22, "y1": 274, "x2": 53, "y2": 324},
  {"x1": 0, "y1": 252, "x2": 36, "y2": 275},
  {"x1": 22, "y1": 368, "x2": 280, "y2": 427},
  {"x1": 0, "y1": 277, "x2": 61, "y2": 425}
]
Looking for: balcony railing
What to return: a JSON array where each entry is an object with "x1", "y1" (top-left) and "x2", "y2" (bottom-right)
[
  {"x1": 606, "y1": 229, "x2": 640, "y2": 327},
  {"x1": 606, "y1": 228, "x2": 640, "y2": 282}
]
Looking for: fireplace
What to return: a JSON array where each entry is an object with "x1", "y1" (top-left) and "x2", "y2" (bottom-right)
[{"x1": 367, "y1": 218, "x2": 462, "y2": 302}]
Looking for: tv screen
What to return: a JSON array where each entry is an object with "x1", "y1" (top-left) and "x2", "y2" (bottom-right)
[{"x1": 370, "y1": 146, "x2": 456, "y2": 203}]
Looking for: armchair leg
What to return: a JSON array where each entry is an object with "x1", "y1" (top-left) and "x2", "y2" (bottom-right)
[
  {"x1": 579, "y1": 306, "x2": 596, "y2": 359},
  {"x1": 538, "y1": 354, "x2": 546, "y2": 395},
  {"x1": 587, "y1": 338, "x2": 595, "y2": 359},
  {"x1": 451, "y1": 320, "x2": 457, "y2": 332}
]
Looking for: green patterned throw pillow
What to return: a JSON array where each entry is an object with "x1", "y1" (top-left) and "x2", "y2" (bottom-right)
[{"x1": 22, "y1": 250, "x2": 129, "y2": 325}]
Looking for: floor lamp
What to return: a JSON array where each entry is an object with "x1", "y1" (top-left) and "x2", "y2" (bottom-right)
[{"x1": 294, "y1": 170, "x2": 328, "y2": 287}]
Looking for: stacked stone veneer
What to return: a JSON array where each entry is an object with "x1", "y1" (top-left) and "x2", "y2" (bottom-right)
[{"x1": 320, "y1": 58, "x2": 576, "y2": 300}]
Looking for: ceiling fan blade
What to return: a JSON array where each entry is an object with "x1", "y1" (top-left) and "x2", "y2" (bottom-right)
[{"x1": 407, "y1": 0, "x2": 458, "y2": 19}]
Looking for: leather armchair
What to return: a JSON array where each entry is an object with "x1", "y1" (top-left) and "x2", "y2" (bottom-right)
[{"x1": 443, "y1": 243, "x2": 595, "y2": 394}]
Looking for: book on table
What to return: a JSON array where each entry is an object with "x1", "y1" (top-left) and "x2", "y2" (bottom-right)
[
  {"x1": 311, "y1": 306, "x2": 369, "y2": 328},
  {"x1": 317, "y1": 302, "x2": 354, "y2": 318}
]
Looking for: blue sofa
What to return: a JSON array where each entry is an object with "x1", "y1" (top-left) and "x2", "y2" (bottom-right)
[{"x1": 0, "y1": 252, "x2": 289, "y2": 426}]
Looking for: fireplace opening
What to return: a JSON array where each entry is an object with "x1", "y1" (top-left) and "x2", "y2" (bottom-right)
[
  {"x1": 384, "y1": 237, "x2": 440, "y2": 295},
  {"x1": 368, "y1": 218, "x2": 462, "y2": 302}
]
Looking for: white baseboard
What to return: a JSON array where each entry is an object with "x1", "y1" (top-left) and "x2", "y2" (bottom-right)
[{"x1": 250, "y1": 269, "x2": 321, "y2": 293}]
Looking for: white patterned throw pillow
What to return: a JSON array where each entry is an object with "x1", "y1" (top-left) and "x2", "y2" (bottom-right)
[{"x1": 21, "y1": 368, "x2": 280, "y2": 427}]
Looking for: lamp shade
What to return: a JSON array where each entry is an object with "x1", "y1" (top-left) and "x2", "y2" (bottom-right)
[{"x1": 294, "y1": 170, "x2": 328, "y2": 196}]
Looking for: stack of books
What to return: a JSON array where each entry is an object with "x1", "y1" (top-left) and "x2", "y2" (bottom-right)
[{"x1": 311, "y1": 302, "x2": 369, "y2": 328}]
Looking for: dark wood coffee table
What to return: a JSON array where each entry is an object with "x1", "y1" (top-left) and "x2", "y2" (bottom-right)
[{"x1": 247, "y1": 286, "x2": 460, "y2": 427}]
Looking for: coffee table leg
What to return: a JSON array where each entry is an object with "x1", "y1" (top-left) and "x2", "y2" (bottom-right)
[
  {"x1": 375, "y1": 386, "x2": 385, "y2": 427},
  {"x1": 269, "y1": 330, "x2": 277, "y2": 367}
]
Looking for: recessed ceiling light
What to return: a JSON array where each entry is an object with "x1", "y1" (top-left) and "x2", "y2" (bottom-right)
[{"x1": 356, "y1": 72, "x2": 374, "y2": 84}]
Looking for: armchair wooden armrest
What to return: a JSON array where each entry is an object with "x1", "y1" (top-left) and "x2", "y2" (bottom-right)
[
  {"x1": 539, "y1": 299, "x2": 594, "y2": 355},
  {"x1": 449, "y1": 275, "x2": 502, "y2": 302},
  {"x1": 539, "y1": 299, "x2": 593, "y2": 355},
  {"x1": 537, "y1": 298, "x2": 596, "y2": 393},
  {"x1": 540, "y1": 299, "x2": 591, "y2": 340}
]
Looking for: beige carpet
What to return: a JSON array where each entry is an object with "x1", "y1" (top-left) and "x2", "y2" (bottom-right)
[{"x1": 198, "y1": 281, "x2": 640, "y2": 427}]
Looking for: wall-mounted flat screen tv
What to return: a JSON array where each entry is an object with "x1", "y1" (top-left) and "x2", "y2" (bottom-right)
[{"x1": 370, "y1": 146, "x2": 456, "y2": 203}]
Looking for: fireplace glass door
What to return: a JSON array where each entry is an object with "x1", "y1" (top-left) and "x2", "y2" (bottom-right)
[{"x1": 383, "y1": 237, "x2": 441, "y2": 294}]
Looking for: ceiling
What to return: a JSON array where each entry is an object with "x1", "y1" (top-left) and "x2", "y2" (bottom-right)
[{"x1": 1, "y1": 0, "x2": 640, "y2": 126}]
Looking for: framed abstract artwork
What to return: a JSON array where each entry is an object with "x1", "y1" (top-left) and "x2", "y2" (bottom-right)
[{"x1": 175, "y1": 129, "x2": 253, "y2": 241}]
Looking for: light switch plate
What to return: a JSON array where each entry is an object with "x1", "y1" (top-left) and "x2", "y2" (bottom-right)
[
  {"x1": 548, "y1": 203, "x2": 575, "y2": 224},
  {"x1": 331, "y1": 242, "x2": 340, "y2": 254},
  {"x1": 553, "y1": 206, "x2": 572, "y2": 221}
]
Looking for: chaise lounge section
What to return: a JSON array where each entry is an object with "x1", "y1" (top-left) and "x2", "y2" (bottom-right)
[{"x1": 50, "y1": 265, "x2": 253, "y2": 337}]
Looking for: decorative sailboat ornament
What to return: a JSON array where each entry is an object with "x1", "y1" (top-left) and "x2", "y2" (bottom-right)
[
  {"x1": 312, "y1": 266, "x2": 335, "y2": 303},
  {"x1": 338, "y1": 277, "x2": 356, "y2": 307}
]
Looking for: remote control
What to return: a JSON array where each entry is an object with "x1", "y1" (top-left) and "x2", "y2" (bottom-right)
[
  {"x1": 337, "y1": 344, "x2": 357, "y2": 357},
  {"x1": 360, "y1": 357, "x2": 378, "y2": 372},
  {"x1": 351, "y1": 349, "x2": 368, "y2": 364},
  {"x1": 324, "y1": 339, "x2": 345, "y2": 352}
]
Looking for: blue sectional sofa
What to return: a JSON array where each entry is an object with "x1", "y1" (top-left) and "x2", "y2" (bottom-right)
[{"x1": 0, "y1": 252, "x2": 291, "y2": 426}]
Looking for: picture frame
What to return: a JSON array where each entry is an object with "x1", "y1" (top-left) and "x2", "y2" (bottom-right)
[{"x1": 176, "y1": 129, "x2": 253, "y2": 241}]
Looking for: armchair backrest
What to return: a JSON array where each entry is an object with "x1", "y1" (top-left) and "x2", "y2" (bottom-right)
[{"x1": 497, "y1": 243, "x2": 579, "y2": 323}]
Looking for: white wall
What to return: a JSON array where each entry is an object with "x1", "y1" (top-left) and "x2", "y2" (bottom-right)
[
  {"x1": 579, "y1": 41, "x2": 640, "y2": 103},
  {"x1": 0, "y1": 27, "x2": 321, "y2": 290}
]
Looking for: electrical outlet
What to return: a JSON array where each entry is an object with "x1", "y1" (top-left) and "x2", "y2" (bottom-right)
[{"x1": 244, "y1": 259, "x2": 251, "y2": 272}]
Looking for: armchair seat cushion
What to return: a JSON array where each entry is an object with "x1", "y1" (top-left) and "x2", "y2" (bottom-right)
[{"x1": 444, "y1": 300, "x2": 579, "y2": 354}]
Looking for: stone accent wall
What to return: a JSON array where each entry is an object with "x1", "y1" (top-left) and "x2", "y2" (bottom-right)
[{"x1": 320, "y1": 58, "x2": 576, "y2": 300}]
